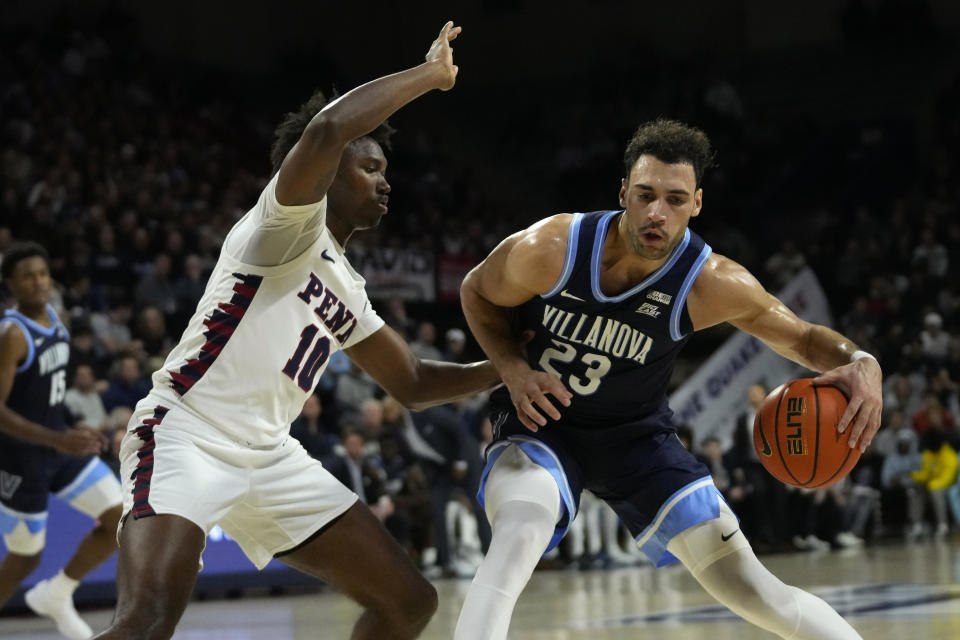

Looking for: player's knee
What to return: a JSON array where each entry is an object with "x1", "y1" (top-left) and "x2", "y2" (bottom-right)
[
  {"x1": 96, "y1": 504, "x2": 123, "y2": 531},
  {"x1": 378, "y1": 574, "x2": 437, "y2": 633},
  {"x1": 501, "y1": 517, "x2": 553, "y2": 556}
]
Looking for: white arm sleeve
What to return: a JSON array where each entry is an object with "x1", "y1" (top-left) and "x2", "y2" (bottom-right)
[{"x1": 224, "y1": 173, "x2": 327, "y2": 267}]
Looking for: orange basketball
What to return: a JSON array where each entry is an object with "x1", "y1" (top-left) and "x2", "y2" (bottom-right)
[{"x1": 753, "y1": 378, "x2": 861, "y2": 488}]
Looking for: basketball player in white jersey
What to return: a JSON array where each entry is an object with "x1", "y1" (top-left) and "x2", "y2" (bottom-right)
[{"x1": 94, "y1": 22, "x2": 495, "y2": 640}]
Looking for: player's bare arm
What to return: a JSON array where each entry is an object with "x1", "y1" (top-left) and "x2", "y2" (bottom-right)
[
  {"x1": 460, "y1": 215, "x2": 574, "y2": 431},
  {"x1": 687, "y1": 253, "x2": 882, "y2": 451},
  {"x1": 0, "y1": 324, "x2": 105, "y2": 455},
  {"x1": 344, "y1": 324, "x2": 498, "y2": 410},
  {"x1": 275, "y1": 21, "x2": 461, "y2": 206}
]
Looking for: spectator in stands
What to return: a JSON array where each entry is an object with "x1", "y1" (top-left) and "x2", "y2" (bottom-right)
[
  {"x1": 100, "y1": 355, "x2": 151, "y2": 412},
  {"x1": 290, "y1": 393, "x2": 335, "y2": 460},
  {"x1": 920, "y1": 312, "x2": 950, "y2": 364},
  {"x1": 442, "y1": 327, "x2": 467, "y2": 363},
  {"x1": 136, "y1": 306, "x2": 174, "y2": 366},
  {"x1": 334, "y1": 360, "x2": 379, "y2": 411},
  {"x1": 322, "y1": 424, "x2": 394, "y2": 522},
  {"x1": 380, "y1": 297, "x2": 415, "y2": 338},
  {"x1": 173, "y1": 254, "x2": 208, "y2": 331},
  {"x1": 912, "y1": 395, "x2": 955, "y2": 436},
  {"x1": 65, "y1": 364, "x2": 108, "y2": 431},
  {"x1": 912, "y1": 229, "x2": 949, "y2": 280},
  {"x1": 885, "y1": 373, "x2": 925, "y2": 418},
  {"x1": 89, "y1": 301, "x2": 137, "y2": 358},
  {"x1": 764, "y1": 240, "x2": 806, "y2": 289},
  {"x1": 409, "y1": 320, "x2": 442, "y2": 361},
  {"x1": 911, "y1": 427, "x2": 959, "y2": 538},
  {"x1": 871, "y1": 409, "x2": 910, "y2": 459},
  {"x1": 382, "y1": 396, "x2": 485, "y2": 576},
  {"x1": 135, "y1": 252, "x2": 178, "y2": 317},
  {"x1": 68, "y1": 318, "x2": 108, "y2": 379},
  {"x1": 698, "y1": 436, "x2": 729, "y2": 492},
  {"x1": 881, "y1": 428, "x2": 922, "y2": 537}
]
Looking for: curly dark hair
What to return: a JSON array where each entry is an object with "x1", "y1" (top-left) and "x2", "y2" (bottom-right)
[
  {"x1": 1, "y1": 241, "x2": 49, "y2": 281},
  {"x1": 623, "y1": 119, "x2": 716, "y2": 188},
  {"x1": 270, "y1": 88, "x2": 396, "y2": 175}
]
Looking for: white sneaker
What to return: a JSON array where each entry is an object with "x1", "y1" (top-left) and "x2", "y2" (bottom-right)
[
  {"x1": 804, "y1": 534, "x2": 831, "y2": 551},
  {"x1": 935, "y1": 522, "x2": 949, "y2": 538},
  {"x1": 835, "y1": 531, "x2": 864, "y2": 547},
  {"x1": 24, "y1": 579, "x2": 93, "y2": 640}
]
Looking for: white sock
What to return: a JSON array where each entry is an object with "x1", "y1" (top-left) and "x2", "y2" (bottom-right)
[
  {"x1": 454, "y1": 500, "x2": 556, "y2": 640},
  {"x1": 48, "y1": 570, "x2": 80, "y2": 597}
]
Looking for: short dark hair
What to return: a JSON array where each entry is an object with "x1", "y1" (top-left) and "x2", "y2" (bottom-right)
[
  {"x1": 1, "y1": 241, "x2": 49, "y2": 281},
  {"x1": 623, "y1": 119, "x2": 716, "y2": 188},
  {"x1": 270, "y1": 89, "x2": 396, "y2": 175},
  {"x1": 340, "y1": 422, "x2": 367, "y2": 442}
]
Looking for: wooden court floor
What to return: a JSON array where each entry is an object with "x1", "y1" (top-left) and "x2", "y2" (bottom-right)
[{"x1": 2, "y1": 540, "x2": 958, "y2": 639}]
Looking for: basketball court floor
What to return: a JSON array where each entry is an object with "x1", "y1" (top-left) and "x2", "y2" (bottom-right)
[{"x1": 1, "y1": 541, "x2": 958, "y2": 639}]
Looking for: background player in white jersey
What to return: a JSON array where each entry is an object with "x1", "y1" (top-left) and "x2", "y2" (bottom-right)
[
  {"x1": 94, "y1": 22, "x2": 498, "y2": 640},
  {"x1": 455, "y1": 120, "x2": 882, "y2": 639},
  {"x1": 1, "y1": 242, "x2": 123, "y2": 640}
]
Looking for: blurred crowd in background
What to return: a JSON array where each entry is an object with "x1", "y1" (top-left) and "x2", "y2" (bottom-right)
[{"x1": 2, "y1": 3, "x2": 959, "y2": 576}]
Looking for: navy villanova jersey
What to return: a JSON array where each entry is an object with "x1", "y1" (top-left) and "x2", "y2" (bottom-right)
[
  {"x1": 511, "y1": 210, "x2": 712, "y2": 431},
  {"x1": 2, "y1": 305, "x2": 71, "y2": 447}
]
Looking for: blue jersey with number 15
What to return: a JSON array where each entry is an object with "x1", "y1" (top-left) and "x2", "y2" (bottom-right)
[
  {"x1": 2, "y1": 305, "x2": 71, "y2": 447},
  {"x1": 512, "y1": 210, "x2": 712, "y2": 429}
]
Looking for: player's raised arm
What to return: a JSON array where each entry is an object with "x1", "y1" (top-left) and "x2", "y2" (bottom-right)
[
  {"x1": 0, "y1": 325, "x2": 105, "y2": 455},
  {"x1": 275, "y1": 21, "x2": 461, "y2": 206},
  {"x1": 687, "y1": 253, "x2": 883, "y2": 452},
  {"x1": 460, "y1": 215, "x2": 573, "y2": 431}
]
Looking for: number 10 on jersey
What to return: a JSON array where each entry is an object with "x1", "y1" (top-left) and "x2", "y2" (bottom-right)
[{"x1": 282, "y1": 324, "x2": 331, "y2": 391}]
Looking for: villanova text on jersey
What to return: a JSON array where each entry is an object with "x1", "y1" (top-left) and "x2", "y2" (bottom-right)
[
  {"x1": 515, "y1": 210, "x2": 712, "y2": 427},
  {"x1": 1, "y1": 305, "x2": 71, "y2": 446}
]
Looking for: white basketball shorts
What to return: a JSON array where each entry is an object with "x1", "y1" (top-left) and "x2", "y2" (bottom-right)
[{"x1": 118, "y1": 400, "x2": 358, "y2": 569}]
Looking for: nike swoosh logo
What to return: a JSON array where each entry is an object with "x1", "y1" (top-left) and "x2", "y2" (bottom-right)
[
  {"x1": 721, "y1": 529, "x2": 739, "y2": 542},
  {"x1": 321, "y1": 249, "x2": 336, "y2": 263},
  {"x1": 559, "y1": 289, "x2": 584, "y2": 301}
]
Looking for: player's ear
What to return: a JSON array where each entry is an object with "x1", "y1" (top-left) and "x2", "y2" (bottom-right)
[
  {"x1": 619, "y1": 179, "x2": 627, "y2": 208},
  {"x1": 691, "y1": 188, "x2": 703, "y2": 218}
]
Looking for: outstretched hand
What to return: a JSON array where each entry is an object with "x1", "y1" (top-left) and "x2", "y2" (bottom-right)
[
  {"x1": 426, "y1": 21, "x2": 461, "y2": 90},
  {"x1": 502, "y1": 365, "x2": 573, "y2": 432},
  {"x1": 813, "y1": 357, "x2": 883, "y2": 452}
]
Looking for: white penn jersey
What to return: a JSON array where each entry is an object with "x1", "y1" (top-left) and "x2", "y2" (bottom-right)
[{"x1": 145, "y1": 174, "x2": 383, "y2": 447}]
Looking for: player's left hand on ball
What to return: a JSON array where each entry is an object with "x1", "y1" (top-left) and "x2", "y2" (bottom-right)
[
  {"x1": 813, "y1": 357, "x2": 883, "y2": 452},
  {"x1": 425, "y1": 21, "x2": 461, "y2": 90}
]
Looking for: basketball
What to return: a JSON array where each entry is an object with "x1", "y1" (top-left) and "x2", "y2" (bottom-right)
[{"x1": 753, "y1": 378, "x2": 861, "y2": 488}]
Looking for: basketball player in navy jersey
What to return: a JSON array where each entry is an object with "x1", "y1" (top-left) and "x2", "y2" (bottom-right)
[
  {"x1": 456, "y1": 120, "x2": 882, "y2": 639},
  {"x1": 94, "y1": 22, "x2": 498, "y2": 640},
  {"x1": 0, "y1": 242, "x2": 123, "y2": 639}
]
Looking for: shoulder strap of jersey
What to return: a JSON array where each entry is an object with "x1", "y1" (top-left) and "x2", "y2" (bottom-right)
[{"x1": 2, "y1": 315, "x2": 36, "y2": 374}]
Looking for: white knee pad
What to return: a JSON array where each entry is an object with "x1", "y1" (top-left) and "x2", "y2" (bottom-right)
[
  {"x1": 483, "y1": 444, "x2": 561, "y2": 526},
  {"x1": 666, "y1": 497, "x2": 751, "y2": 576}
]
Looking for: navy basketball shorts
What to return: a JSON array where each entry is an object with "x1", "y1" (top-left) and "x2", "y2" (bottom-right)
[
  {"x1": 478, "y1": 412, "x2": 727, "y2": 567},
  {"x1": 0, "y1": 443, "x2": 121, "y2": 555}
]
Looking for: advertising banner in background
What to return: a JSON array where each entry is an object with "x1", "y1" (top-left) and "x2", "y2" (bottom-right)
[
  {"x1": 668, "y1": 268, "x2": 833, "y2": 446},
  {"x1": 348, "y1": 246, "x2": 436, "y2": 301}
]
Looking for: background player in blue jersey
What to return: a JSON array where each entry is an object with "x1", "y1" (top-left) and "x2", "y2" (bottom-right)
[
  {"x1": 0, "y1": 242, "x2": 123, "y2": 639},
  {"x1": 456, "y1": 120, "x2": 883, "y2": 640}
]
